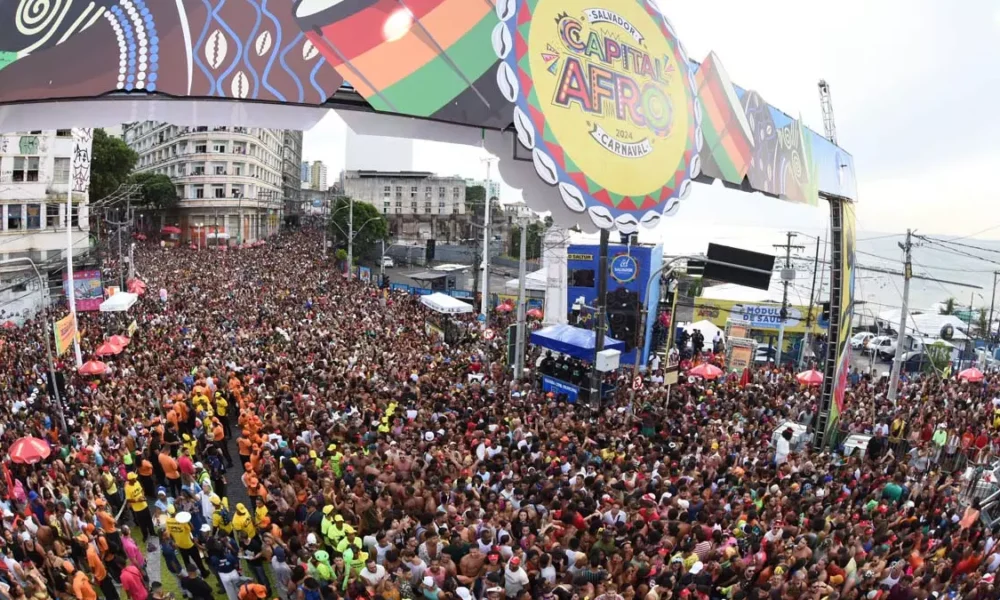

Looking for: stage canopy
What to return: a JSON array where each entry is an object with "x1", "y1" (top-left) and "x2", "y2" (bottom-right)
[
  {"x1": 420, "y1": 293, "x2": 473, "y2": 315},
  {"x1": 530, "y1": 324, "x2": 625, "y2": 361},
  {"x1": 99, "y1": 292, "x2": 138, "y2": 313}
]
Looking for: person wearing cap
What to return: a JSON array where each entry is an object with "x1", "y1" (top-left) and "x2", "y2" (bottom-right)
[
  {"x1": 504, "y1": 556, "x2": 529, "y2": 597},
  {"x1": 270, "y1": 545, "x2": 293, "y2": 600},
  {"x1": 86, "y1": 531, "x2": 118, "y2": 600},
  {"x1": 125, "y1": 472, "x2": 155, "y2": 540},
  {"x1": 67, "y1": 558, "x2": 97, "y2": 600},
  {"x1": 326, "y1": 513, "x2": 354, "y2": 547},
  {"x1": 166, "y1": 509, "x2": 209, "y2": 578},
  {"x1": 159, "y1": 447, "x2": 182, "y2": 498},
  {"x1": 232, "y1": 503, "x2": 256, "y2": 539}
]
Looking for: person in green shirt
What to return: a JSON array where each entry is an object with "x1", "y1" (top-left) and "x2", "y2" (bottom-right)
[{"x1": 309, "y1": 551, "x2": 334, "y2": 584}]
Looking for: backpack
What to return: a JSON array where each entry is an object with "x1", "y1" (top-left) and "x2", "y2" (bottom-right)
[
  {"x1": 300, "y1": 584, "x2": 322, "y2": 600},
  {"x1": 218, "y1": 508, "x2": 233, "y2": 526}
]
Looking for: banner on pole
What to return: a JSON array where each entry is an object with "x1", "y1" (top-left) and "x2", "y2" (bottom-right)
[
  {"x1": 53, "y1": 314, "x2": 77, "y2": 356},
  {"x1": 127, "y1": 320, "x2": 138, "y2": 337}
]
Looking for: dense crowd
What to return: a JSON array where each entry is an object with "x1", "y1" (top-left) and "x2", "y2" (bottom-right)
[{"x1": 0, "y1": 229, "x2": 998, "y2": 600}]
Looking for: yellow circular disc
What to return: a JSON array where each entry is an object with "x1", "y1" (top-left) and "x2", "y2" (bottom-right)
[{"x1": 526, "y1": 1, "x2": 693, "y2": 199}]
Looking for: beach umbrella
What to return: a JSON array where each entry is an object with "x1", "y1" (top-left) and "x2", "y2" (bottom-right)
[
  {"x1": 78, "y1": 360, "x2": 108, "y2": 375},
  {"x1": 1, "y1": 321, "x2": 17, "y2": 329},
  {"x1": 526, "y1": 308, "x2": 544, "y2": 319},
  {"x1": 94, "y1": 341, "x2": 123, "y2": 357},
  {"x1": 126, "y1": 278, "x2": 147, "y2": 295},
  {"x1": 495, "y1": 303, "x2": 513, "y2": 314},
  {"x1": 9, "y1": 437, "x2": 51, "y2": 464},
  {"x1": 796, "y1": 369, "x2": 824, "y2": 386},
  {"x1": 108, "y1": 335, "x2": 130, "y2": 348},
  {"x1": 959, "y1": 367, "x2": 985, "y2": 383},
  {"x1": 688, "y1": 363, "x2": 724, "y2": 380},
  {"x1": 161, "y1": 226, "x2": 181, "y2": 234}
]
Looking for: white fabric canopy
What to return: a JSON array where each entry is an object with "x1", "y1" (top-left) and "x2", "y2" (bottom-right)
[
  {"x1": 420, "y1": 293, "x2": 473, "y2": 314},
  {"x1": 505, "y1": 270, "x2": 547, "y2": 293},
  {"x1": 99, "y1": 292, "x2": 138, "y2": 313},
  {"x1": 683, "y1": 320, "x2": 725, "y2": 342}
]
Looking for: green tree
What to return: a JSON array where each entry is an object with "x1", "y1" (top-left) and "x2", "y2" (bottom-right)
[
  {"x1": 939, "y1": 297, "x2": 956, "y2": 315},
  {"x1": 129, "y1": 172, "x2": 179, "y2": 210},
  {"x1": 466, "y1": 185, "x2": 486, "y2": 214},
  {"x1": 89, "y1": 129, "x2": 138, "y2": 202},
  {"x1": 329, "y1": 197, "x2": 388, "y2": 258},
  {"x1": 978, "y1": 308, "x2": 989, "y2": 336}
]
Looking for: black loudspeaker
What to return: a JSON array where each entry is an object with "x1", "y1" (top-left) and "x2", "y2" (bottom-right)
[
  {"x1": 46, "y1": 372, "x2": 67, "y2": 398},
  {"x1": 426, "y1": 239, "x2": 436, "y2": 262}
]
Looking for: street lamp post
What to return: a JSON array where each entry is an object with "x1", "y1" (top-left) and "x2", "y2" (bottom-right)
[{"x1": 0, "y1": 258, "x2": 67, "y2": 433}]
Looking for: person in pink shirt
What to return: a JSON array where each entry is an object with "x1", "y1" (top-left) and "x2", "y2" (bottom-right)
[
  {"x1": 177, "y1": 448, "x2": 196, "y2": 483},
  {"x1": 120, "y1": 526, "x2": 146, "y2": 572},
  {"x1": 119, "y1": 560, "x2": 147, "y2": 600}
]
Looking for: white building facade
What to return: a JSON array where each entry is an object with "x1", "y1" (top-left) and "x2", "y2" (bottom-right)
[
  {"x1": 343, "y1": 170, "x2": 468, "y2": 242},
  {"x1": 125, "y1": 123, "x2": 287, "y2": 243},
  {"x1": 0, "y1": 129, "x2": 92, "y2": 321}
]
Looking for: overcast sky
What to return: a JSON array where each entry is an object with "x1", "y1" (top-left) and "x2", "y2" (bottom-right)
[{"x1": 303, "y1": 0, "x2": 1000, "y2": 242}]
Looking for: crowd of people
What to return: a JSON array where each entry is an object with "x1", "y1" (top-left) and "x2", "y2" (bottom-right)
[{"x1": 0, "y1": 228, "x2": 997, "y2": 600}]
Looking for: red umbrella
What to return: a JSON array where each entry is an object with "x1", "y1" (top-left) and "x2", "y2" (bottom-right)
[
  {"x1": 126, "y1": 278, "x2": 147, "y2": 295},
  {"x1": 94, "y1": 341, "x2": 123, "y2": 357},
  {"x1": 495, "y1": 303, "x2": 513, "y2": 314},
  {"x1": 689, "y1": 363, "x2": 724, "y2": 380},
  {"x1": 526, "y1": 308, "x2": 544, "y2": 319},
  {"x1": 9, "y1": 437, "x2": 51, "y2": 464},
  {"x1": 161, "y1": 226, "x2": 182, "y2": 235},
  {"x1": 78, "y1": 360, "x2": 108, "y2": 375},
  {"x1": 0, "y1": 321, "x2": 16, "y2": 329},
  {"x1": 796, "y1": 369, "x2": 824, "y2": 386},
  {"x1": 959, "y1": 367, "x2": 985, "y2": 383},
  {"x1": 108, "y1": 335, "x2": 130, "y2": 347}
]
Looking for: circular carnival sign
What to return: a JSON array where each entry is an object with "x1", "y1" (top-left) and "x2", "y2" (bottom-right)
[
  {"x1": 610, "y1": 254, "x2": 640, "y2": 283},
  {"x1": 495, "y1": 0, "x2": 702, "y2": 232}
]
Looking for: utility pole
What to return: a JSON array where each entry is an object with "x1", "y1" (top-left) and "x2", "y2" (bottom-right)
[
  {"x1": 480, "y1": 158, "x2": 495, "y2": 320},
  {"x1": 588, "y1": 229, "x2": 610, "y2": 408},
  {"x1": 888, "y1": 229, "x2": 912, "y2": 403},
  {"x1": 346, "y1": 196, "x2": 354, "y2": 278},
  {"x1": 989, "y1": 271, "x2": 998, "y2": 348},
  {"x1": 773, "y1": 232, "x2": 804, "y2": 366},
  {"x1": 513, "y1": 220, "x2": 528, "y2": 379},
  {"x1": 798, "y1": 236, "x2": 822, "y2": 369}
]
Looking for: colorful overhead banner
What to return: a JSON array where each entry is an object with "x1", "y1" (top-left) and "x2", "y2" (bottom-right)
[
  {"x1": 53, "y1": 314, "x2": 77, "y2": 356},
  {"x1": 0, "y1": 0, "x2": 856, "y2": 231},
  {"x1": 63, "y1": 270, "x2": 104, "y2": 312}
]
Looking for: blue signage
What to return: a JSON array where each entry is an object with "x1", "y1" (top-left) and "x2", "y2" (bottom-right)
[
  {"x1": 477, "y1": 314, "x2": 487, "y2": 323},
  {"x1": 542, "y1": 376, "x2": 580, "y2": 404},
  {"x1": 610, "y1": 254, "x2": 639, "y2": 283}
]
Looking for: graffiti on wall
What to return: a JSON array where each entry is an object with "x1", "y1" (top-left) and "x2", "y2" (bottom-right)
[
  {"x1": 70, "y1": 128, "x2": 93, "y2": 195},
  {"x1": 17, "y1": 135, "x2": 38, "y2": 155},
  {"x1": 0, "y1": 0, "x2": 857, "y2": 229}
]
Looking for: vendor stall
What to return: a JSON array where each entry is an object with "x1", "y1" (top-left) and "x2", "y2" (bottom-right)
[{"x1": 420, "y1": 293, "x2": 473, "y2": 344}]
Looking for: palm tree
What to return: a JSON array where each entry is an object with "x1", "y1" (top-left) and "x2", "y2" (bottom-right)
[{"x1": 940, "y1": 297, "x2": 956, "y2": 315}]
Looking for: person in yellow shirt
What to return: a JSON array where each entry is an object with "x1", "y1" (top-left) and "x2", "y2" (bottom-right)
[
  {"x1": 211, "y1": 495, "x2": 234, "y2": 535},
  {"x1": 166, "y1": 510, "x2": 209, "y2": 577},
  {"x1": 231, "y1": 503, "x2": 257, "y2": 539},
  {"x1": 215, "y1": 393, "x2": 231, "y2": 439},
  {"x1": 125, "y1": 473, "x2": 155, "y2": 540},
  {"x1": 326, "y1": 514, "x2": 354, "y2": 548}
]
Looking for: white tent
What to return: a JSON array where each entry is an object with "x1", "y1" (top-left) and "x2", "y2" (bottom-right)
[
  {"x1": 420, "y1": 293, "x2": 473, "y2": 314},
  {"x1": 504, "y1": 270, "x2": 547, "y2": 293},
  {"x1": 99, "y1": 292, "x2": 138, "y2": 313},
  {"x1": 683, "y1": 320, "x2": 725, "y2": 343}
]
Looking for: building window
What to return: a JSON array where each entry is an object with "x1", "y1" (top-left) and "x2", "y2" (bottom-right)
[
  {"x1": 438, "y1": 186, "x2": 445, "y2": 195},
  {"x1": 192, "y1": 165, "x2": 205, "y2": 175},
  {"x1": 395, "y1": 186, "x2": 402, "y2": 192},
  {"x1": 231, "y1": 188, "x2": 241, "y2": 197},
  {"x1": 26, "y1": 204, "x2": 41, "y2": 230},
  {"x1": 195, "y1": 144, "x2": 207, "y2": 153},
  {"x1": 213, "y1": 187, "x2": 225, "y2": 198},
  {"x1": 383, "y1": 186, "x2": 391, "y2": 193},
  {"x1": 46, "y1": 204, "x2": 60, "y2": 228},
  {"x1": 438, "y1": 201, "x2": 446, "y2": 208},
  {"x1": 194, "y1": 185, "x2": 204, "y2": 199},
  {"x1": 7, "y1": 205, "x2": 22, "y2": 230},
  {"x1": 12, "y1": 157, "x2": 40, "y2": 182},
  {"x1": 56, "y1": 129, "x2": 72, "y2": 137},
  {"x1": 453, "y1": 187, "x2": 460, "y2": 197},
  {"x1": 53, "y1": 157, "x2": 70, "y2": 183},
  {"x1": 213, "y1": 143, "x2": 227, "y2": 153},
  {"x1": 214, "y1": 165, "x2": 226, "y2": 175},
  {"x1": 395, "y1": 208, "x2": 402, "y2": 214},
  {"x1": 425, "y1": 207, "x2": 432, "y2": 214}
]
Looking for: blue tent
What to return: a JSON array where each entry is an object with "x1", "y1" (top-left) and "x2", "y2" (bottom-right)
[{"x1": 529, "y1": 324, "x2": 625, "y2": 361}]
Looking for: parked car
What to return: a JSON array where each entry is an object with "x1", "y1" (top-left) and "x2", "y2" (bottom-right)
[
  {"x1": 867, "y1": 335, "x2": 897, "y2": 359},
  {"x1": 850, "y1": 331, "x2": 875, "y2": 350},
  {"x1": 381, "y1": 256, "x2": 394, "y2": 268}
]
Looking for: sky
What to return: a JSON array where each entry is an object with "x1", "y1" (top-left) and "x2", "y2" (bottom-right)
[{"x1": 302, "y1": 0, "x2": 1000, "y2": 243}]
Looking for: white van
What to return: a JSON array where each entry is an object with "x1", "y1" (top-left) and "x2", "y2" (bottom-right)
[{"x1": 771, "y1": 421, "x2": 812, "y2": 453}]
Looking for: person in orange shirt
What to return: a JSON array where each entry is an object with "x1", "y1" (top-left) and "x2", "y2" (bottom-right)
[
  {"x1": 238, "y1": 582, "x2": 267, "y2": 600},
  {"x1": 211, "y1": 418, "x2": 234, "y2": 468},
  {"x1": 69, "y1": 558, "x2": 97, "y2": 600},
  {"x1": 138, "y1": 456, "x2": 156, "y2": 498},
  {"x1": 85, "y1": 534, "x2": 118, "y2": 600},
  {"x1": 159, "y1": 448, "x2": 181, "y2": 497},
  {"x1": 175, "y1": 400, "x2": 190, "y2": 434},
  {"x1": 237, "y1": 432, "x2": 253, "y2": 469},
  {"x1": 94, "y1": 498, "x2": 122, "y2": 556}
]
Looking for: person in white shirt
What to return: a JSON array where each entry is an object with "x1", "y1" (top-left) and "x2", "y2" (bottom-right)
[
  {"x1": 504, "y1": 557, "x2": 529, "y2": 597},
  {"x1": 602, "y1": 505, "x2": 627, "y2": 527},
  {"x1": 359, "y1": 558, "x2": 387, "y2": 587},
  {"x1": 775, "y1": 428, "x2": 792, "y2": 465}
]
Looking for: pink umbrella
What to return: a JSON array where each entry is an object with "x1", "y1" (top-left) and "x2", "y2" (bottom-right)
[
  {"x1": 526, "y1": 308, "x2": 544, "y2": 320},
  {"x1": 796, "y1": 369, "x2": 824, "y2": 386},
  {"x1": 78, "y1": 360, "x2": 108, "y2": 375},
  {"x1": 94, "y1": 341, "x2": 123, "y2": 357},
  {"x1": 126, "y1": 278, "x2": 147, "y2": 295},
  {"x1": 959, "y1": 367, "x2": 985, "y2": 383},
  {"x1": 495, "y1": 303, "x2": 513, "y2": 314},
  {"x1": 688, "y1": 363, "x2": 724, "y2": 380},
  {"x1": 108, "y1": 335, "x2": 130, "y2": 348}
]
